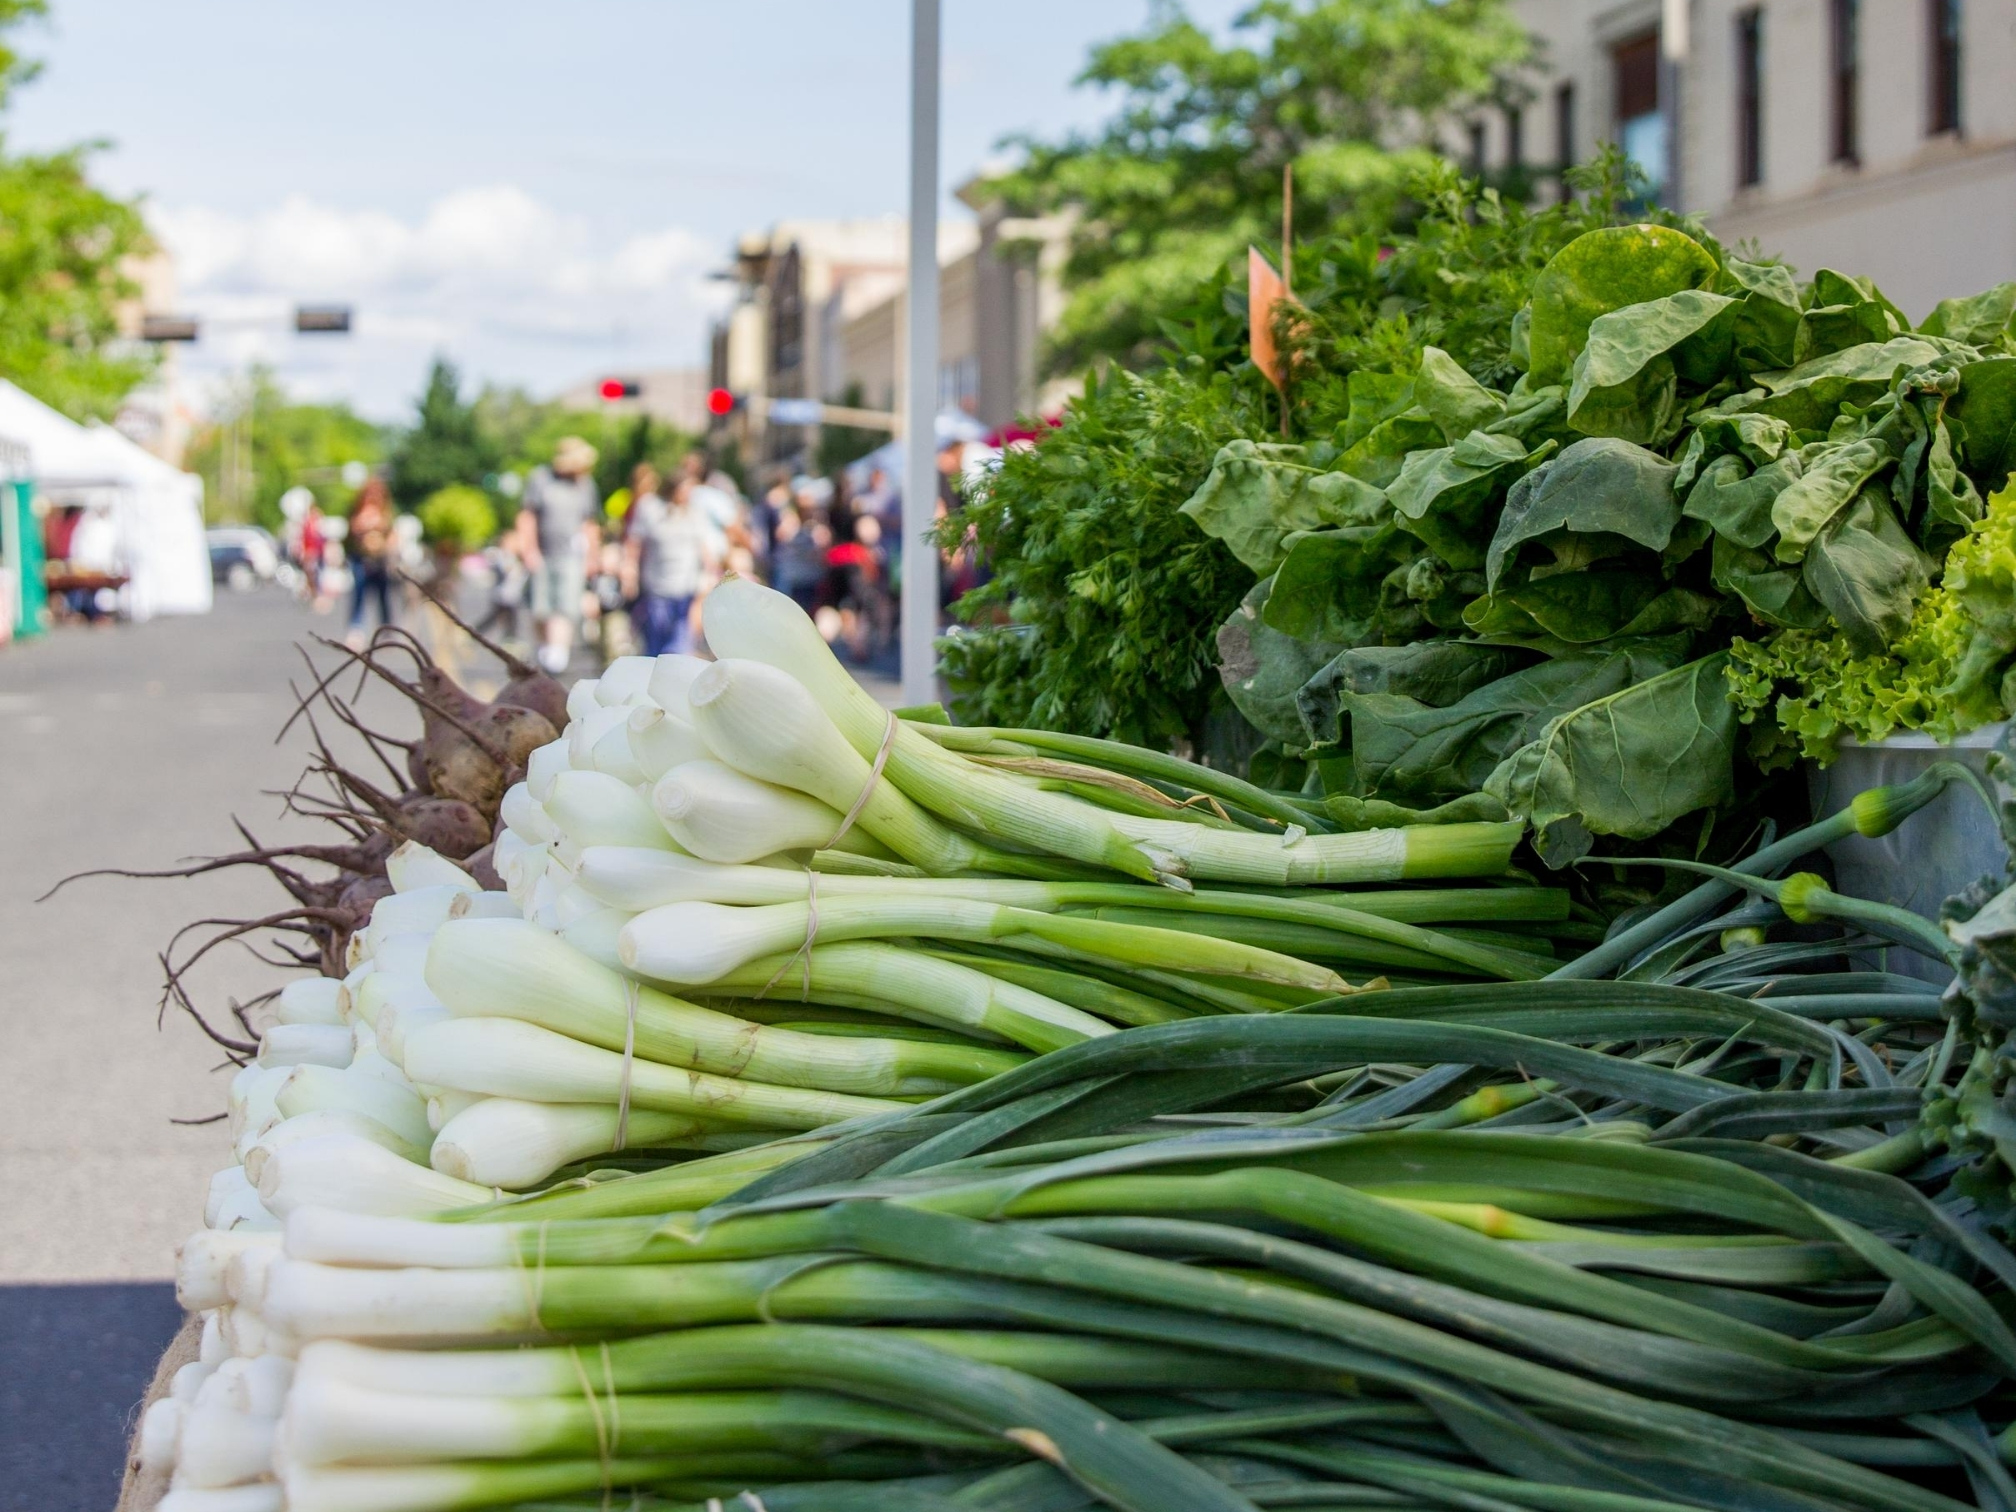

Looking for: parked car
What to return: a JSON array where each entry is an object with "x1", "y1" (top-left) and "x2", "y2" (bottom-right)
[{"x1": 206, "y1": 526, "x2": 282, "y2": 592}]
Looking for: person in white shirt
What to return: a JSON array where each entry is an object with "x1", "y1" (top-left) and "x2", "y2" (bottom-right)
[{"x1": 623, "y1": 475, "x2": 721, "y2": 656}]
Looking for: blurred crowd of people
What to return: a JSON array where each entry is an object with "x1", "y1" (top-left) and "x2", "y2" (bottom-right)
[{"x1": 275, "y1": 428, "x2": 999, "y2": 675}]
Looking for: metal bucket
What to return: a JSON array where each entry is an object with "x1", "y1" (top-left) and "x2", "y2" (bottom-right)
[{"x1": 1806, "y1": 725, "x2": 2010, "y2": 985}]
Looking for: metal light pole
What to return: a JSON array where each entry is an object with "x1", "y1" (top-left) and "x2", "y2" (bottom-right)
[{"x1": 900, "y1": 0, "x2": 942, "y2": 708}]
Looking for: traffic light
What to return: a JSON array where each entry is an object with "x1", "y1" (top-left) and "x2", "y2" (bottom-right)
[
  {"x1": 706, "y1": 387, "x2": 739, "y2": 418},
  {"x1": 600, "y1": 378, "x2": 642, "y2": 401}
]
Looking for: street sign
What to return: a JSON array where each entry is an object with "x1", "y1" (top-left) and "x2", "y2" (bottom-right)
[
  {"x1": 766, "y1": 397, "x2": 824, "y2": 426},
  {"x1": 141, "y1": 315, "x2": 200, "y2": 342},
  {"x1": 295, "y1": 306, "x2": 352, "y2": 334}
]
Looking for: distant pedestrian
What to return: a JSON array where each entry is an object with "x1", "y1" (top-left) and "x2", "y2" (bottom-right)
[
  {"x1": 516, "y1": 435, "x2": 601, "y2": 675},
  {"x1": 344, "y1": 479, "x2": 396, "y2": 646},
  {"x1": 625, "y1": 474, "x2": 720, "y2": 657}
]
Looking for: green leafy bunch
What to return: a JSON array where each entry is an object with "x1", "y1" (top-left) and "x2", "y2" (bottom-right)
[
  {"x1": 937, "y1": 164, "x2": 1643, "y2": 753},
  {"x1": 1182, "y1": 205, "x2": 2016, "y2": 867},
  {"x1": 1729, "y1": 477, "x2": 2016, "y2": 763},
  {"x1": 940, "y1": 360, "x2": 1272, "y2": 751}
]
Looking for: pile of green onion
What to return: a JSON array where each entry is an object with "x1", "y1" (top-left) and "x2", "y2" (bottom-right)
[{"x1": 142, "y1": 582, "x2": 2016, "y2": 1511}]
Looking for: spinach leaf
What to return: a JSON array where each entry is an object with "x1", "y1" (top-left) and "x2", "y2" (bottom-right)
[
  {"x1": 1216, "y1": 577, "x2": 1344, "y2": 745},
  {"x1": 1339, "y1": 640, "x2": 1687, "y2": 803},
  {"x1": 1180, "y1": 440, "x2": 1389, "y2": 574},
  {"x1": 1566, "y1": 289, "x2": 1737, "y2": 443},
  {"x1": 1711, "y1": 535, "x2": 1829, "y2": 629},
  {"x1": 1296, "y1": 641, "x2": 1535, "y2": 749},
  {"x1": 1921, "y1": 283, "x2": 2016, "y2": 351},
  {"x1": 1414, "y1": 346, "x2": 1507, "y2": 441},
  {"x1": 1718, "y1": 257, "x2": 1802, "y2": 371},
  {"x1": 1388, "y1": 431, "x2": 1549, "y2": 568},
  {"x1": 1262, "y1": 523, "x2": 1414, "y2": 643},
  {"x1": 1800, "y1": 486, "x2": 1933, "y2": 656},
  {"x1": 1683, "y1": 452, "x2": 1802, "y2": 549},
  {"x1": 1485, "y1": 437, "x2": 1682, "y2": 589},
  {"x1": 1526, "y1": 225, "x2": 1720, "y2": 385},
  {"x1": 1770, "y1": 436, "x2": 1899, "y2": 561},
  {"x1": 1752, "y1": 336, "x2": 1956, "y2": 431},
  {"x1": 1485, "y1": 653, "x2": 1739, "y2": 867},
  {"x1": 1464, "y1": 575, "x2": 1720, "y2": 645},
  {"x1": 1952, "y1": 356, "x2": 2016, "y2": 493}
]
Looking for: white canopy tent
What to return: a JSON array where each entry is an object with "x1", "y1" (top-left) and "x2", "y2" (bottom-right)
[{"x1": 0, "y1": 379, "x2": 211, "y2": 618}]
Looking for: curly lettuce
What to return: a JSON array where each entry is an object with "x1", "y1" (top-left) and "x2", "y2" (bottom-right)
[{"x1": 1729, "y1": 479, "x2": 2016, "y2": 762}]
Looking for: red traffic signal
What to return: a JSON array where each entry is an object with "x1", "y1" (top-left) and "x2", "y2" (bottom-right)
[
  {"x1": 599, "y1": 378, "x2": 641, "y2": 401},
  {"x1": 706, "y1": 387, "x2": 738, "y2": 418}
]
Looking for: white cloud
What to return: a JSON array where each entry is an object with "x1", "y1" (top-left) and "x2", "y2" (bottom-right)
[{"x1": 150, "y1": 188, "x2": 728, "y2": 420}]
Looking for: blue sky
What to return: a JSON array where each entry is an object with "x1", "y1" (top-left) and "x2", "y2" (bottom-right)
[{"x1": 9, "y1": 0, "x2": 1246, "y2": 419}]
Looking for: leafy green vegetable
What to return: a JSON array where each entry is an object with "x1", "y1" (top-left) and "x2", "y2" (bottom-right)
[
  {"x1": 1180, "y1": 440, "x2": 1389, "y2": 575},
  {"x1": 1729, "y1": 480, "x2": 2016, "y2": 759},
  {"x1": 1484, "y1": 438, "x2": 1682, "y2": 588},
  {"x1": 1525, "y1": 224, "x2": 1720, "y2": 385},
  {"x1": 1486, "y1": 653, "x2": 1738, "y2": 867},
  {"x1": 1217, "y1": 577, "x2": 1345, "y2": 745}
]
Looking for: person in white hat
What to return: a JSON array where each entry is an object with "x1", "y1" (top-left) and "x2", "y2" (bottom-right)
[{"x1": 514, "y1": 434, "x2": 601, "y2": 673}]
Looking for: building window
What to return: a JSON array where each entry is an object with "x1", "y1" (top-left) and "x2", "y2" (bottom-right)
[
  {"x1": 1830, "y1": 0, "x2": 1859, "y2": 164},
  {"x1": 1736, "y1": 8, "x2": 1765, "y2": 187},
  {"x1": 1928, "y1": 0, "x2": 1962, "y2": 135},
  {"x1": 1613, "y1": 30, "x2": 1665, "y2": 200},
  {"x1": 1467, "y1": 120, "x2": 1488, "y2": 176},
  {"x1": 1505, "y1": 105, "x2": 1525, "y2": 170},
  {"x1": 1555, "y1": 80, "x2": 1577, "y2": 196}
]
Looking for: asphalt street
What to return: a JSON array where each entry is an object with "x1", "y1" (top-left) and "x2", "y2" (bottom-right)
[{"x1": 0, "y1": 587, "x2": 419, "y2": 1508}]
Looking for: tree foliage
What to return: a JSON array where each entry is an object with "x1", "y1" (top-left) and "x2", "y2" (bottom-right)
[
  {"x1": 993, "y1": 0, "x2": 1530, "y2": 371},
  {"x1": 387, "y1": 358, "x2": 501, "y2": 509},
  {"x1": 185, "y1": 367, "x2": 385, "y2": 529},
  {"x1": 0, "y1": 0, "x2": 156, "y2": 420}
]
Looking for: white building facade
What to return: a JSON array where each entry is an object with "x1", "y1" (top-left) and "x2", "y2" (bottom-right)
[{"x1": 1505, "y1": 0, "x2": 2016, "y2": 317}]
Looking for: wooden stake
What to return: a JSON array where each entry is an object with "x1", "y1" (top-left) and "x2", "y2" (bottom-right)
[{"x1": 1279, "y1": 163, "x2": 1295, "y2": 435}]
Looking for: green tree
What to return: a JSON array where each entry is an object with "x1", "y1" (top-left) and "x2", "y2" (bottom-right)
[
  {"x1": 816, "y1": 381, "x2": 887, "y2": 475},
  {"x1": 993, "y1": 0, "x2": 1529, "y2": 371},
  {"x1": 417, "y1": 484, "x2": 498, "y2": 553},
  {"x1": 387, "y1": 357, "x2": 500, "y2": 508},
  {"x1": 185, "y1": 366, "x2": 385, "y2": 528},
  {"x1": 0, "y1": 0, "x2": 157, "y2": 419}
]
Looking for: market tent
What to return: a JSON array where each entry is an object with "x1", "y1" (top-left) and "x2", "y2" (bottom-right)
[{"x1": 0, "y1": 379, "x2": 212, "y2": 619}]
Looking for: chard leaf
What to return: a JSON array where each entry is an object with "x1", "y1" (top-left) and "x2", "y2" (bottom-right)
[
  {"x1": 1566, "y1": 290, "x2": 1738, "y2": 443},
  {"x1": 1387, "y1": 431, "x2": 1547, "y2": 568},
  {"x1": 1180, "y1": 440, "x2": 1389, "y2": 574},
  {"x1": 1343, "y1": 641, "x2": 1687, "y2": 803},
  {"x1": 1527, "y1": 225, "x2": 1720, "y2": 385},
  {"x1": 1485, "y1": 653, "x2": 1738, "y2": 867},
  {"x1": 1711, "y1": 535, "x2": 1829, "y2": 629},
  {"x1": 1414, "y1": 346, "x2": 1507, "y2": 442},
  {"x1": 1215, "y1": 577, "x2": 1343, "y2": 746},
  {"x1": 1683, "y1": 451, "x2": 1803, "y2": 549},
  {"x1": 1770, "y1": 436, "x2": 1899, "y2": 562},
  {"x1": 1800, "y1": 486, "x2": 1934, "y2": 656},
  {"x1": 1921, "y1": 282, "x2": 2016, "y2": 350},
  {"x1": 1486, "y1": 437, "x2": 1681, "y2": 589}
]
